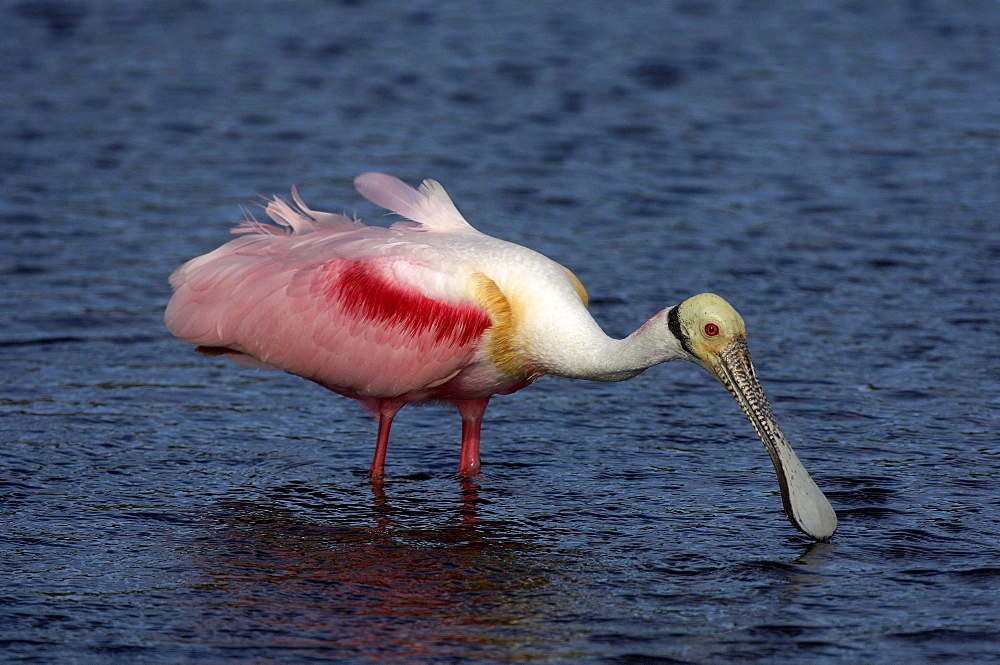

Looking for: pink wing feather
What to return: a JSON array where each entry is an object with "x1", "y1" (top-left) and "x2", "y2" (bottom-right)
[{"x1": 165, "y1": 185, "x2": 492, "y2": 398}]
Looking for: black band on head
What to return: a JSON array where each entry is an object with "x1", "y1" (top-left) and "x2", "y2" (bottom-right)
[{"x1": 667, "y1": 304, "x2": 695, "y2": 357}]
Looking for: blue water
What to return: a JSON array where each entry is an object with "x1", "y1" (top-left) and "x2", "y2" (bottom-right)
[{"x1": 2, "y1": 1, "x2": 999, "y2": 662}]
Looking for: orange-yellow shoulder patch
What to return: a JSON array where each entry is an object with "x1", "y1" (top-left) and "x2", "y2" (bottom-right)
[
  {"x1": 467, "y1": 272, "x2": 529, "y2": 378},
  {"x1": 560, "y1": 265, "x2": 589, "y2": 308}
]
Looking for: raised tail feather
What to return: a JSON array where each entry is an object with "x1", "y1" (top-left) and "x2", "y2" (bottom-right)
[
  {"x1": 354, "y1": 172, "x2": 477, "y2": 234},
  {"x1": 234, "y1": 185, "x2": 363, "y2": 236}
]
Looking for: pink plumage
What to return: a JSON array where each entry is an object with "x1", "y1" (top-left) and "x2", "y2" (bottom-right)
[{"x1": 165, "y1": 173, "x2": 527, "y2": 477}]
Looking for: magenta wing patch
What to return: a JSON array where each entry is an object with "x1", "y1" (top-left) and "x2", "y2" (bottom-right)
[{"x1": 322, "y1": 261, "x2": 491, "y2": 349}]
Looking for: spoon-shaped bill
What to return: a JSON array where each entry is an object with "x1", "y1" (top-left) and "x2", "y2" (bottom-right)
[{"x1": 710, "y1": 338, "x2": 838, "y2": 541}]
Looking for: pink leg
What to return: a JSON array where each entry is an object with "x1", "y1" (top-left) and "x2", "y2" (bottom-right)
[
  {"x1": 369, "y1": 413, "x2": 392, "y2": 479},
  {"x1": 369, "y1": 400, "x2": 403, "y2": 479},
  {"x1": 456, "y1": 398, "x2": 490, "y2": 477}
]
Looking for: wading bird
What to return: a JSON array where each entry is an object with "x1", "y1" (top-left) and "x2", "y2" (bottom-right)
[{"x1": 165, "y1": 173, "x2": 837, "y2": 540}]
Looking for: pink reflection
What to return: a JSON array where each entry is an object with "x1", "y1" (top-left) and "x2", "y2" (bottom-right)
[{"x1": 187, "y1": 478, "x2": 551, "y2": 660}]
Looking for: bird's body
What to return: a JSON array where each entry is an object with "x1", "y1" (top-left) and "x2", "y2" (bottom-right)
[{"x1": 166, "y1": 173, "x2": 838, "y2": 541}]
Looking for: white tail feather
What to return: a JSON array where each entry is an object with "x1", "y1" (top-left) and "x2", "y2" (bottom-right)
[{"x1": 354, "y1": 172, "x2": 476, "y2": 233}]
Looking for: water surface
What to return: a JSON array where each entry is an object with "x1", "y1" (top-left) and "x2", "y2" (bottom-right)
[{"x1": 2, "y1": 1, "x2": 999, "y2": 663}]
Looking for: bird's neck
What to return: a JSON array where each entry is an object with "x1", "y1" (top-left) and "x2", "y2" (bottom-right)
[{"x1": 542, "y1": 308, "x2": 685, "y2": 382}]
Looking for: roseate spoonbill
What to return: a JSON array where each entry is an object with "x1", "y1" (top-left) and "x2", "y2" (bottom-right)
[{"x1": 165, "y1": 173, "x2": 837, "y2": 541}]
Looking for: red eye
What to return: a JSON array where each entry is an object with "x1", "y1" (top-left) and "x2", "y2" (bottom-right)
[{"x1": 704, "y1": 323, "x2": 720, "y2": 337}]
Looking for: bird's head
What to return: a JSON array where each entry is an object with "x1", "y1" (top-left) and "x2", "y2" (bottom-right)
[
  {"x1": 667, "y1": 293, "x2": 837, "y2": 541},
  {"x1": 667, "y1": 293, "x2": 747, "y2": 372}
]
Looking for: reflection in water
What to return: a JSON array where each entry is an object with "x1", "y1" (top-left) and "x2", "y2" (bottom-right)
[
  {"x1": 786, "y1": 541, "x2": 840, "y2": 588},
  {"x1": 186, "y1": 478, "x2": 555, "y2": 660}
]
